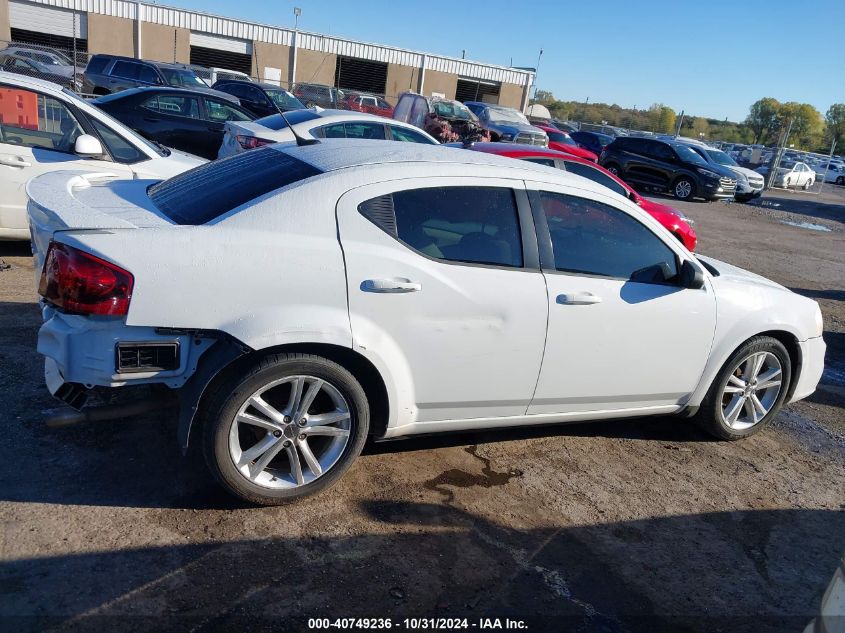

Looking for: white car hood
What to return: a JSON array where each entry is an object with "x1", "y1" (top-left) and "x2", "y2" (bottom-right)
[
  {"x1": 132, "y1": 148, "x2": 205, "y2": 179},
  {"x1": 728, "y1": 165, "x2": 764, "y2": 180},
  {"x1": 697, "y1": 255, "x2": 787, "y2": 292}
]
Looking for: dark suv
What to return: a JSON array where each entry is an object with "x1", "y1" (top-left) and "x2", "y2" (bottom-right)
[
  {"x1": 292, "y1": 83, "x2": 345, "y2": 108},
  {"x1": 600, "y1": 137, "x2": 737, "y2": 201},
  {"x1": 212, "y1": 80, "x2": 305, "y2": 117},
  {"x1": 82, "y1": 55, "x2": 207, "y2": 95}
]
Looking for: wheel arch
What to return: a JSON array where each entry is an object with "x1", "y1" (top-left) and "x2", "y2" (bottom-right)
[
  {"x1": 688, "y1": 328, "x2": 803, "y2": 410},
  {"x1": 184, "y1": 340, "x2": 391, "y2": 451}
]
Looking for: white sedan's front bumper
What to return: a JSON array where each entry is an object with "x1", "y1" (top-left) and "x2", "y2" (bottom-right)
[{"x1": 789, "y1": 336, "x2": 826, "y2": 403}]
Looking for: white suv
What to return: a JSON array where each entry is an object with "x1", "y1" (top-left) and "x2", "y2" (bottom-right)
[
  {"x1": 28, "y1": 141, "x2": 826, "y2": 505},
  {"x1": 0, "y1": 71, "x2": 204, "y2": 240}
]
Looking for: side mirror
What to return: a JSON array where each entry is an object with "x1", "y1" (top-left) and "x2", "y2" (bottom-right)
[
  {"x1": 74, "y1": 134, "x2": 104, "y2": 157},
  {"x1": 680, "y1": 259, "x2": 705, "y2": 289}
]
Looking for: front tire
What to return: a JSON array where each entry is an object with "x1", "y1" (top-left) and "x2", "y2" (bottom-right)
[
  {"x1": 696, "y1": 336, "x2": 791, "y2": 440},
  {"x1": 672, "y1": 177, "x2": 695, "y2": 200},
  {"x1": 836, "y1": 176, "x2": 844, "y2": 186},
  {"x1": 202, "y1": 353, "x2": 369, "y2": 505}
]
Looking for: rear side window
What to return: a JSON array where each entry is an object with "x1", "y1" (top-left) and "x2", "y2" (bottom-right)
[
  {"x1": 539, "y1": 191, "x2": 677, "y2": 283},
  {"x1": 137, "y1": 65, "x2": 159, "y2": 84},
  {"x1": 86, "y1": 56, "x2": 109, "y2": 75},
  {"x1": 149, "y1": 148, "x2": 322, "y2": 225},
  {"x1": 522, "y1": 157, "x2": 556, "y2": 167},
  {"x1": 111, "y1": 61, "x2": 140, "y2": 80},
  {"x1": 359, "y1": 186, "x2": 523, "y2": 268}
]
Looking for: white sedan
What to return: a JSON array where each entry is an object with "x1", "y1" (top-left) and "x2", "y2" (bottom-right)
[
  {"x1": 28, "y1": 141, "x2": 826, "y2": 505},
  {"x1": 0, "y1": 72, "x2": 205, "y2": 240},
  {"x1": 217, "y1": 108, "x2": 438, "y2": 158},
  {"x1": 774, "y1": 160, "x2": 815, "y2": 189}
]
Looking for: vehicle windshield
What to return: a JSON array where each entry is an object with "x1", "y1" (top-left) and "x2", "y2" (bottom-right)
[
  {"x1": 780, "y1": 161, "x2": 796, "y2": 169},
  {"x1": 673, "y1": 144, "x2": 709, "y2": 166},
  {"x1": 432, "y1": 100, "x2": 474, "y2": 121},
  {"x1": 487, "y1": 108, "x2": 529, "y2": 124},
  {"x1": 705, "y1": 149, "x2": 738, "y2": 167},
  {"x1": 160, "y1": 68, "x2": 207, "y2": 88},
  {"x1": 547, "y1": 131, "x2": 576, "y2": 145},
  {"x1": 62, "y1": 87, "x2": 167, "y2": 157},
  {"x1": 266, "y1": 89, "x2": 305, "y2": 110}
]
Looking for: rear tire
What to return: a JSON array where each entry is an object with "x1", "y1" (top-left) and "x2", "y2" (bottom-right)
[
  {"x1": 803, "y1": 178, "x2": 813, "y2": 190},
  {"x1": 695, "y1": 336, "x2": 791, "y2": 441},
  {"x1": 836, "y1": 176, "x2": 844, "y2": 186},
  {"x1": 201, "y1": 353, "x2": 369, "y2": 505}
]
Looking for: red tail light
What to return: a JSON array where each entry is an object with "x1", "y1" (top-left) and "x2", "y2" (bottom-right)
[
  {"x1": 38, "y1": 242, "x2": 133, "y2": 316},
  {"x1": 236, "y1": 135, "x2": 273, "y2": 150}
]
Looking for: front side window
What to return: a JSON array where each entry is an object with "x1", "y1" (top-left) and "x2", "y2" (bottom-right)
[
  {"x1": 388, "y1": 125, "x2": 436, "y2": 144},
  {"x1": 205, "y1": 98, "x2": 251, "y2": 122},
  {"x1": 0, "y1": 86, "x2": 83, "y2": 153},
  {"x1": 563, "y1": 161, "x2": 628, "y2": 198},
  {"x1": 361, "y1": 186, "x2": 523, "y2": 268},
  {"x1": 539, "y1": 191, "x2": 677, "y2": 283},
  {"x1": 90, "y1": 118, "x2": 145, "y2": 163},
  {"x1": 137, "y1": 65, "x2": 159, "y2": 84}
]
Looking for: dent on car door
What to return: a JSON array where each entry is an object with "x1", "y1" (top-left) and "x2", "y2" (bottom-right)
[
  {"x1": 0, "y1": 84, "x2": 131, "y2": 237},
  {"x1": 526, "y1": 184, "x2": 716, "y2": 414},
  {"x1": 336, "y1": 178, "x2": 548, "y2": 427}
]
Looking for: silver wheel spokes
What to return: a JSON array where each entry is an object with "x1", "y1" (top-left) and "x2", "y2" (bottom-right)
[
  {"x1": 720, "y1": 352, "x2": 783, "y2": 431},
  {"x1": 228, "y1": 375, "x2": 351, "y2": 489},
  {"x1": 676, "y1": 181, "x2": 692, "y2": 198}
]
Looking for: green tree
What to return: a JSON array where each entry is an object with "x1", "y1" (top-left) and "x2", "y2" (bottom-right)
[
  {"x1": 745, "y1": 97, "x2": 781, "y2": 144},
  {"x1": 825, "y1": 103, "x2": 845, "y2": 152},
  {"x1": 778, "y1": 102, "x2": 825, "y2": 150},
  {"x1": 648, "y1": 103, "x2": 676, "y2": 133},
  {"x1": 533, "y1": 90, "x2": 554, "y2": 105}
]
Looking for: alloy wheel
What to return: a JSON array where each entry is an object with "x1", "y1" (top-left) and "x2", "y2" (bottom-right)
[
  {"x1": 228, "y1": 375, "x2": 352, "y2": 489},
  {"x1": 719, "y1": 351, "x2": 783, "y2": 431},
  {"x1": 675, "y1": 180, "x2": 692, "y2": 199}
]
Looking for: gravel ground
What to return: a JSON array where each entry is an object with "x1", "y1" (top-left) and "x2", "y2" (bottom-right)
[{"x1": 0, "y1": 185, "x2": 843, "y2": 632}]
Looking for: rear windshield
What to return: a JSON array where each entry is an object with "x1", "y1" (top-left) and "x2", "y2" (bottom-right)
[
  {"x1": 255, "y1": 109, "x2": 322, "y2": 131},
  {"x1": 148, "y1": 148, "x2": 322, "y2": 225}
]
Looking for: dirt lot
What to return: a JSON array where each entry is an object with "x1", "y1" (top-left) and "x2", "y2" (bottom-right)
[{"x1": 0, "y1": 185, "x2": 843, "y2": 632}]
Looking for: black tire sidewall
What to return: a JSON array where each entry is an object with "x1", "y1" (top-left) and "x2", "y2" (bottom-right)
[
  {"x1": 697, "y1": 337, "x2": 792, "y2": 440},
  {"x1": 202, "y1": 355, "x2": 369, "y2": 505}
]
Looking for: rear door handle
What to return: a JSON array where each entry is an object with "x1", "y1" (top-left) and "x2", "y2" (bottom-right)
[
  {"x1": 361, "y1": 278, "x2": 421, "y2": 293},
  {"x1": 0, "y1": 156, "x2": 31, "y2": 168},
  {"x1": 557, "y1": 292, "x2": 602, "y2": 305}
]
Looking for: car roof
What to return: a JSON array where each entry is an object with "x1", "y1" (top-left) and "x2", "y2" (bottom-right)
[
  {"x1": 215, "y1": 79, "x2": 289, "y2": 91},
  {"x1": 94, "y1": 85, "x2": 240, "y2": 103},
  {"x1": 91, "y1": 54, "x2": 190, "y2": 70},
  {"x1": 268, "y1": 139, "x2": 609, "y2": 190},
  {"x1": 456, "y1": 142, "x2": 583, "y2": 160},
  {"x1": 0, "y1": 69, "x2": 66, "y2": 92}
]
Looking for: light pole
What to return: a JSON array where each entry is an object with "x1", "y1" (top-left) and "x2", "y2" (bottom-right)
[
  {"x1": 532, "y1": 48, "x2": 543, "y2": 99},
  {"x1": 291, "y1": 7, "x2": 302, "y2": 89}
]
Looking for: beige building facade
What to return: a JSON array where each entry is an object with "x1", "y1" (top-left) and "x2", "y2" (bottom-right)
[{"x1": 0, "y1": 0, "x2": 534, "y2": 109}]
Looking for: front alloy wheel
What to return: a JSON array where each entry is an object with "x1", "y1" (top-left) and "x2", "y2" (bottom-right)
[
  {"x1": 673, "y1": 178, "x2": 694, "y2": 200},
  {"x1": 719, "y1": 352, "x2": 783, "y2": 431},
  {"x1": 696, "y1": 336, "x2": 791, "y2": 440},
  {"x1": 203, "y1": 354, "x2": 369, "y2": 504}
]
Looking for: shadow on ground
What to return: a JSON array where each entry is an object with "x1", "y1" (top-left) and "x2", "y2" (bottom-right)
[{"x1": 0, "y1": 502, "x2": 840, "y2": 633}]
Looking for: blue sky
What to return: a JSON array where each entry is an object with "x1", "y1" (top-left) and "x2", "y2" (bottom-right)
[{"x1": 165, "y1": 0, "x2": 843, "y2": 122}]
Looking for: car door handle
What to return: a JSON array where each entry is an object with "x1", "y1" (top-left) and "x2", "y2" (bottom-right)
[
  {"x1": 0, "y1": 156, "x2": 31, "y2": 168},
  {"x1": 557, "y1": 292, "x2": 602, "y2": 305},
  {"x1": 361, "y1": 278, "x2": 421, "y2": 293}
]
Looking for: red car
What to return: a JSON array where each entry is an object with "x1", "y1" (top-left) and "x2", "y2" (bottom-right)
[
  {"x1": 535, "y1": 124, "x2": 599, "y2": 163},
  {"x1": 343, "y1": 92, "x2": 394, "y2": 117},
  {"x1": 457, "y1": 143, "x2": 697, "y2": 251}
]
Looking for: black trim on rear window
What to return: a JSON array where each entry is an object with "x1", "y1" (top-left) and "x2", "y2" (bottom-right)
[
  {"x1": 255, "y1": 110, "x2": 322, "y2": 131},
  {"x1": 148, "y1": 148, "x2": 322, "y2": 225}
]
